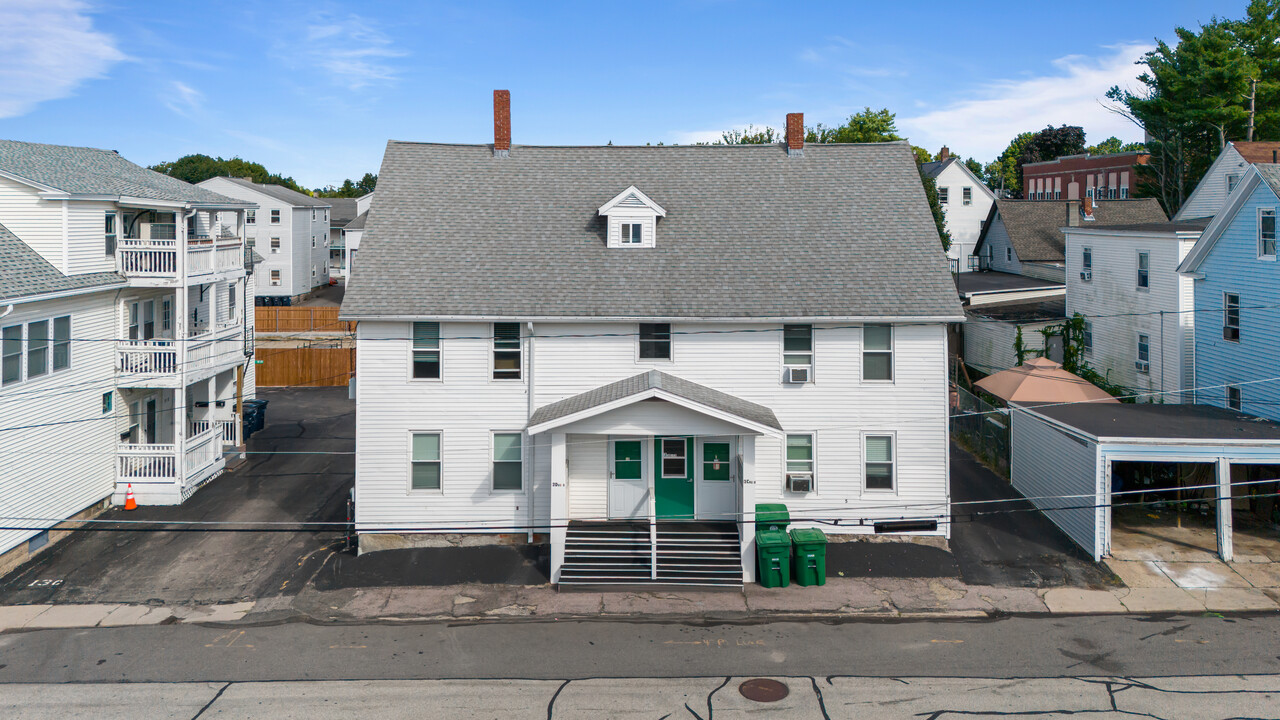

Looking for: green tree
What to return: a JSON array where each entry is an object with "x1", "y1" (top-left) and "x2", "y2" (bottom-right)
[
  {"x1": 718, "y1": 108, "x2": 951, "y2": 250},
  {"x1": 984, "y1": 131, "x2": 1036, "y2": 196},
  {"x1": 150, "y1": 154, "x2": 309, "y2": 194},
  {"x1": 314, "y1": 173, "x2": 378, "y2": 198},
  {"x1": 963, "y1": 157, "x2": 984, "y2": 179}
]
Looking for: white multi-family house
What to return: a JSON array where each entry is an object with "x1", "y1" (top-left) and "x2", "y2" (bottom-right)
[
  {"x1": 0, "y1": 140, "x2": 258, "y2": 573},
  {"x1": 920, "y1": 149, "x2": 995, "y2": 272},
  {"x1": 197, "y1": 177, "x2": 330, "y2": 302},
  {"x1": 1064, "y1": 217, "x2": 1204, "y2": 403},
  {"x1": 327, "y1": 192, "x2": 372, "y2": 280},
  {"x1": 1176, "y1": 141, "x2": 1280, "y2": 221},
  {"x1": 340, "y1": 98, "x2": 963, "y2": 587}
]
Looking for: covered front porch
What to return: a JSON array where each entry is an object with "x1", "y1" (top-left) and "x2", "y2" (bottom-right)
[{"x1": 529, "y1": 371, "x2": 783, "y2": 587}]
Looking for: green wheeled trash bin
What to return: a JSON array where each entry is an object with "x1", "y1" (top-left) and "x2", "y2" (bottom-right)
[
  {"x1": 790, "y1": 528, "x2": 828, "y2": 587},
  {"x1": 755, "y1": 503, "x2": 790, "y2": 532},
  {"x1": 755, "y1": 529, "x2": 792, "y2": 588}
]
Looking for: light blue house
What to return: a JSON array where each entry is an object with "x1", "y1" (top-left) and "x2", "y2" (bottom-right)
[{"x1": 1179, "y1": 163, "x2": 1280, "y2": 420}]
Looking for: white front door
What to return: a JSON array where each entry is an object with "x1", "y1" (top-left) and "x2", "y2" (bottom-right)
[
  {"x1": 696, "y1": 437, "x2": 738, "y2": 522},
  {"x1": 608, "y1": 438, "x2": 649, "y2": 519}
]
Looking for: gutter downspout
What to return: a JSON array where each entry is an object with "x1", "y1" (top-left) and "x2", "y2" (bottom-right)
[
  {"x1": 526, "y1": 321, "x2": 536, "y2": 544},
  {"x1": 0, "y1": 304, "x2": 13, "y2": 321}
]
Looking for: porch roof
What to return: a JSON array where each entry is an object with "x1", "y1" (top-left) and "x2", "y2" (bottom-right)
[{"x1": 527, "y1": 370, "x2": 783, "y2": 435}]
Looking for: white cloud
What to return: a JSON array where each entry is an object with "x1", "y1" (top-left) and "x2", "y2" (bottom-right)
[
  {"x1": 899, "y1": 43, "x2": 1153, "y2": 160},
  {"x1": 0, "y1": 0, "x2": 125, "y2": 118},
  {"x1": 301, "y1": 11, "x2": 407, "y2": 90},
  {"x1": 163, "y1": 80, "x2": 203, "y2": 117}
]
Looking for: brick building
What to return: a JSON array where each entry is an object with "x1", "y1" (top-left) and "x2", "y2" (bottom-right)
[{"x1": 1022, "y1": 151, "x2": 1149, "y2": 201}]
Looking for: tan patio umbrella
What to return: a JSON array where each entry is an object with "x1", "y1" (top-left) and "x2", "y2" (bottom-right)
[{"x1": 974, "y1": 357, "x2": 1119, "y2": 405}]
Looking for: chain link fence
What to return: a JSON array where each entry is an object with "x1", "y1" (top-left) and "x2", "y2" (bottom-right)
[{"x1": 951, "y1": 384, "x2": 1010, "y2": 477}]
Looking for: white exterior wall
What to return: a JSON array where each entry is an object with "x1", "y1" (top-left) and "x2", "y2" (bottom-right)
[
  {"x1": 0, "y1": 291, "x2": 119, "y2": 556},
  {"x1": 962, "y1": 316, "x2": 1053, "y2": 374},
  {"x1": 294, "y1": 206, "x2": 330, "y2": 292},
  {"x1": 354, "y1": 320, "x2": 952, "y2": 537},
  {"x1": 1176, "y1": 145, "x2": 1247, "y2": 221},
  {"x1": 935, "y1": 163, "x2": 995, "y2": 272},
  {"x1": 981, "y1": 215, "x2": 1021, "y2": 275},
  {"x1": 1066, "y1": 229, "x2": 1197, "y2": 402},
  {"x1": 1010, "y1": 408, "x2": 1102, "y2": 560},
  {"x1": 0, "y1": 176, "x2": 64, "y2": 271}
]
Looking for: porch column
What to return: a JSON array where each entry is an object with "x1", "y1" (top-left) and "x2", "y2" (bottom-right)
[
  {"x1": 549, "y1": 433, "x2": 567, "y2": 584},
  {"x1": 1216, "y1": 457, "x2": 1233, "y2": 562},
  {"x1": 739, "y1": 435, "x2": 757, "y2": 583}
]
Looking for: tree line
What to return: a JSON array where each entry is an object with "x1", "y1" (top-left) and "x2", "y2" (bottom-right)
[{"x1": 150, "y1": 154, "x2": 376, "y2": 198}]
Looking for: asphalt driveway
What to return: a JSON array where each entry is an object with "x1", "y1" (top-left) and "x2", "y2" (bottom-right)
[{"x1": 0, "y1": 388, "x2": 354, "y2": 605}]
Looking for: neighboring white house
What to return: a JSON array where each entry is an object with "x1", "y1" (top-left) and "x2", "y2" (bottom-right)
[
  {"x1": 920, "y1": 151, "x2": 995, "y2": 273},
  {"x1": 340, "y1": 100, "x2": 963, "y2": 588},
  {"x1": 1175, "y1": 141, "x2": 1280, "y2": 221},
  {"x1": 327, "y1": 192, "x2": 372, "y2": 280},
  {"x1": 0, "y1": 140, "x2": 258, "y2": 574},
  {"x1": 1064, "y1": 218, "x2": 1206, "y2": 403},
  {"x1": 198, "y1": 177, "x2": 330, "y2": 301}
]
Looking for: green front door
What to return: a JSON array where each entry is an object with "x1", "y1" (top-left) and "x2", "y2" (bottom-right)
[{"x1": 655, "y1": 437, "x2": 695, "y2": 519}]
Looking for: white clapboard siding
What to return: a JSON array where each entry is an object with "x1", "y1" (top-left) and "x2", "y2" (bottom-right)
[
  {"x1": 1065, "y1": 229, "x2": 1196, "y2": 402},
  {"x1": 982, "y1": 216, "x2": 1020, "y2": 275},
  {"x1": 1176, "y1": 144, "x2": 1246, "y2": 221},
  {"x1": 0, "y1": 291, "x2": 119, "y2": 556},
  {"x1": 67, "y1": 201, "x2": 116, "y2": 276},
  {"x1": 566, "y1": 434, "x2": 606, "y2": 519},
  {"x1": 962, "y1": 317, "x2": 1051, "y2": 374},
  {"x1": 0, "y1": 175, "x2": 64, "y2": 272},
  {"x1": 355, "y1": 320, "x2": 950, "y2": 536},
  {"x1": 1010, "y1": 408, "x2": 1101, "y2": 559},
  {"x1": 1017, "y1": 262, "x2": 1066, "y2": 283}
]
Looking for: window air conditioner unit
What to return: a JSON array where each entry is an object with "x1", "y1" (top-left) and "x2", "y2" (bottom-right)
[
  {"x1": 1224, "y1": 326, "x2": 1240, "y2": 341},
  {"x1": 786, "y1": 473, "x2": 813, "y2": 493},
  {"x1": 784, "y1": 366, "x2": 811, "y2": 383},
  {"x1": 1080, "y1": 270, "x2": 1092, "y2": 281},
  {"x1": 1135, "y1": 360, "x2": 1150, "y2": 374}
]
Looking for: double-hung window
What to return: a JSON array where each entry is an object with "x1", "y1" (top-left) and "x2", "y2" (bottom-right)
[
  {"x1": 2, "y1": 325, "x2": 21, "y2": 385},
  {"x1": 270, "y1": 237, "x2": 281, "y2": 253},
  {"x1": 412, "y1": 321, "x2": 441, "y2": 379},
  {"x1": 270, "y1": 209, "x2": 281, "y2": 224},
  {"x1": 1137, "y1": 334, "x2": 1150, "y2": 372},
  {"x1": 783, "y1": 324, "x2": 813, "y2": 377},
  {"x1": 1082, "y1": 247, "x2": 1092, "y2": 278},
  {"x1": 1260, "y1": 208, "x2": 1277, "y2": 258},
  {"x1": 1136, "y1": 252, "x2": 1149, "y2": 289},
  {"x1": 639, "y1": 323, "x2": 671, "y2": 360},
  {"x1": 1224, "y1": 293, "x2": 1241, "y2": 341},
  {"x1": 1228, "y1": 386, "x2": 1242, "y2": 412},
  {"x1": 1006, "y1": 247, "x2": 1013, "y2": 262},
  {"x1": 410, "y1": 433, "x2": 441, "y2": 490},
  {"x1": 621, "y1": 223, "x2": 642, "y2": 244},
  {"x1": 270, "y1": 270, "x2": 281, "y2": 286},
  {"x1": 52, "y1": 316, "x2": 70, "y2": 371},
  {"x1": 26, "y1": 320, "x2": 49, "y2": 379},
  {"x1": 865, "y1": 435, "x2": 895, "y2": 491},
  {"x1": 862, "y1": 324, "x2": 893, "y2": 381},
  {"x1": 492, "y1": 322, "x2": 521, "y2": 380},
  {"x1": 492, "y1": 433, "x2": 523, "y2": 491},
  {"x1": 1227, "y1": 174, "x2": 1240, "y2": 194},
  {"x1": 962, "y1": 187, "x2": 972, "y2": 206},
  {"x1": 1083, "y1": 319, "x2": 1093, "y2": 354},
  {"x1": 785, "y1": 434, "x2": 814, "y2": 488},
  {"x1": 937, "y1": 187, "x2": 949, "y2": 205},
  {"x1": 246, "y1": 209, "x2": 256, "y2": 225},
  {"x1": 105, "y1": 212, "x2": 117, "y2": 256}
]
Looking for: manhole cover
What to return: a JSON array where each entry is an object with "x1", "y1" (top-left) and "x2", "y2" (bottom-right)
[{"x1": 739, "y1": 678, "x2": 789, "y2": 703}]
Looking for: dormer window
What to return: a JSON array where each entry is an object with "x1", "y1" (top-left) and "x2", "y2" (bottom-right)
[{"x1": 599, "y1": 185, "x2": 666, "y2": 249}]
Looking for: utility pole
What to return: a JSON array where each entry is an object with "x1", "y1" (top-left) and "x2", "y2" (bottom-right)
[{"x1": 1247, "y1": 77, "x2": 1258, "y2": 142}]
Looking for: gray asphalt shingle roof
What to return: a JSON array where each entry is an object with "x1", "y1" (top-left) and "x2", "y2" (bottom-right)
[
  {"x1": 919, "y1": 157, "x2": 954, "y2": 179},
  {"x1": 528, "y1": 370, "x2": 783, "y2": 431},
  {"x1": 344, "y1": 210, "x2": 367, "y2": 230},
  {"x1": 218, "y1": 177, "x2": 331, "y2": 207},
  {"x1": 329, "y1": 198, "x2": 358, "y2": 226},
  {"x1": 978, "y1": 199, "x2": 1167, "y2": 263},
  {"x1": 343, "y1": 141, "x2": 961, "y2": 319},
  {"x1": 0, "y1": 140, "x2": 245, "y2": 206},
  {"x1": 0, "y1": 223, "x2": 123, "y2": 302}
]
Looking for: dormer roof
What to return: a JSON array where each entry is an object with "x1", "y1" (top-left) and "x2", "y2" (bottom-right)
[{"x1": 597, "y1": 185, "x2": 666, "y2": 217}]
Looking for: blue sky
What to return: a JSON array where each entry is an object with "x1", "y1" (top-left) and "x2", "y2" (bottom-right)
[{"x1": 0, "y1": 0, "x2": 1243, "y2": 189}]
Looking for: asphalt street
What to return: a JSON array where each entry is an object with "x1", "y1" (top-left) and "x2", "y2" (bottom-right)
[
  {"x1": 1, "y1": 614, "x2": 1277, "y2": 683},
  {"x1": 0, "y1": 388, "x2": 354, "y2": 605}
]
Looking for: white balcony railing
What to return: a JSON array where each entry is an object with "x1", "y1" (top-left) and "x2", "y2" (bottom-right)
[
  {"x1": 117, "y1": 237, "x2": 243, "y2": 279},
  {"x1": 117, "y1": 443, "x2": 177, "y2": 480},
  {"x1": 117, "y1": 339, "x2": 178, "y2": 375},
  {"x1": 184, "y1": 427, "x2": 220, "y2": 479},
  {"x1": 190, "y1": 418, "x2": 240, "y2": 446}
]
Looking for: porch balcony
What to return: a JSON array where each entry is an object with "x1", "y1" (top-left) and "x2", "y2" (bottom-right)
[
  {"x1": 116, "y1": 425, "x2": 225, "y2": 505},
  {"x1": 116, "y1": 322, "x2": 246, "y2": 388},
  {"x1": 117, "y1": 231, "x2": 244, "y2": 282}
]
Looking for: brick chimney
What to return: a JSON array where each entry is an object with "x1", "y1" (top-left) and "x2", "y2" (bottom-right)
[
  {"x1": 938, "y1": 146, "x2": 950, "y2": 162},
  {"x1": 493, "y1": 90, "x2": 511, "y2": 158},
  {"x1": 1082, "y1": 195, "x2": 1095, "y2": 220},
  {"x1": 786, "y1": 113, "x2": 804, "y2": 157}
]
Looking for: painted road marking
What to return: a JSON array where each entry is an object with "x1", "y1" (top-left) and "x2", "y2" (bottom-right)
[
  {"x1": 662, "y1": 639, "x2": 765, "y2": 648},
  {"x1": 930, "y1": 639, "x2": 964, "y2": 644},
  {"x1": 205, "y1": 630, "x2": 254, "y2": 649}
]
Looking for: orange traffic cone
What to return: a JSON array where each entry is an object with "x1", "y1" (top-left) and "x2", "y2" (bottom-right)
[{"x1": 124, "y1": 484, "x2": 137, "y2": 511}]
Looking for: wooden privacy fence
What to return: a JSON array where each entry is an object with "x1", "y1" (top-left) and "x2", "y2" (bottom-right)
[
  {"x1": 256, "y1": 347, "x2": 354, "y2": 387},
  {"x1": 255, "y1": 307, "x2": 356, "y2": 333}
]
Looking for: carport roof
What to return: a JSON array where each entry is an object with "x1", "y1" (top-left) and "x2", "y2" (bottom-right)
[{"x1": 1030, "y1": 403, "x2": 1280, "y2": 442}]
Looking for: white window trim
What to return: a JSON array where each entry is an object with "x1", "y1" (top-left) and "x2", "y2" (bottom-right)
[
  {"x1": 862, "y1": 431, "x2": 897, "y2": 494},
  {"x1": 270, "y1": 270, "x2": 281, "y2": 286},
  {"x1": 1227, "y1": 386, "x2": 1243, "y2": 412},
  {"x1": 660, "y1": 437, "x2": 688, "y2": 479},
  {"x1": 270, "y1": 209, "x2": 281, "y2": 224},
  {"x1": 408, "y1": 430, "x2": 443, "y2": 494},
  {"x1": 962, "y1": 187, "x2": 972, "y2": 206},
  {"x1": 1137, "y1": 333, "x2": 1150, "y2": 370},
  {"x1": 51, "y1": 315, "x2": 70, "y2": 372},
  {"x1": 780, "y1": 324, "x2": 815, "y2": 384},
  {"x1": 409, "y1": 321, "x2": 444, "y2": 383},
  {"x1": 1136, "y1": 250, "x2": 1150, "y2": 291},
  {"x1": 636, "y1": 323, "x2": 674, "y2": 364},
  {"x1": 2, "y1": 323, "x2": 23, "y2": 386},
  {"x1": 246, "y1": 209, "x2": 256, "y2": 225},
  {"x1": 1082, "y1": 319, "x2": 1093, "y2": 355},
  {"x1": 1082, "y1": 247, "x2": 1092, "y2": 271},
  {"x1": 1224, "y1": 292, "x2": 1241, "y2": 342},
  {"x1": 490, "y1": 322, "x2": 524, "y2": 382},
  {"x1": 490, "y1": 430, "x2": 526, "y2": 494},
  {"x1": 861, "y1": 324, "x2": 895, "y2": 383},
  {"x1": 1258, "y1": 207, "x2": 1277, "y2": 260},
  {"x1": 784, "y1": 432, "x2": 817, "y2": 496}
]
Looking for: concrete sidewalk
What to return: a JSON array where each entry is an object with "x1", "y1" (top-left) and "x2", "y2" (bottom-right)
[{"x1": 7, "y1": 575, "x2": 1275, "y2": 633}]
